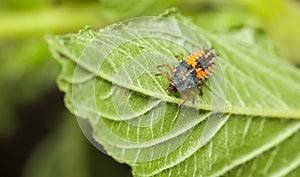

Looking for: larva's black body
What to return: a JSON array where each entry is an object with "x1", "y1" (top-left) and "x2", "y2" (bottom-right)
[{"x1": 156, "y1": 48, "x2": 217, "y2": 105}]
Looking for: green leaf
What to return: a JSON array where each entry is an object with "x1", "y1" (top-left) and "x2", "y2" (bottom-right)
[{"x1": 47, "y1": 10, "x2": 300, "y2": 177}]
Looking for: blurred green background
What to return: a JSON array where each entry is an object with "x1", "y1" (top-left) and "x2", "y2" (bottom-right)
[{"x1": 1, "y1": 0, "x2": 299, "y2": 177}]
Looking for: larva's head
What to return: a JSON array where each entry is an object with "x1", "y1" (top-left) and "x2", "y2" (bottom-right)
[{"x1": 167, "y1": 83, "x2": 178, "y2": 94}]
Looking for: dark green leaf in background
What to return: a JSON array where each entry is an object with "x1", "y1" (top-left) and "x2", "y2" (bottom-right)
[{"x1": 47, "y1": 10, "x2": 300, "y2": 177}]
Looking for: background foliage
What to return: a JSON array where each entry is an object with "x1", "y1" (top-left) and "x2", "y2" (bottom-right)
[{"x1": 1, "y1": 0, "x2": 300, "y2": 177}]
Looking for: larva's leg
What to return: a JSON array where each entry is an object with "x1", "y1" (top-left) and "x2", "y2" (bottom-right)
[
  {"x1": 178, "y1": 90, "x2": 189, "y2": 107},
  {"x1": 156, "y1": 64, "x2": 173, "y2": 74},
  {"x1": 155, "y1": 72, "x2": 171, "y2": 81},
  {"x1": 197, "y1": 86, "x2": 203, "y2": 95},
  {"x1": 186, "y1": 89, "x2": 196, "y2": 104},
  {"x1": 175, "y1": 55, "x2": 182, "y2": 61}
]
